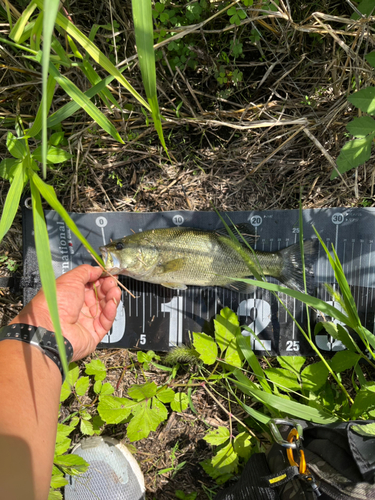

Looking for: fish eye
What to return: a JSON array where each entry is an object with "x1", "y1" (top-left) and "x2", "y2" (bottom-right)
[{"x1": 115, "y1": 242, "x2": 124, "y2": 250}]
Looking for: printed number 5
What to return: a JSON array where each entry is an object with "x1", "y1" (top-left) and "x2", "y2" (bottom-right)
[
  {"x1": 286, "y1": 340, "x2": 300, "y2": 351},
  {"x1": 140, "y1": 334, "x2": 146, "y2": 345}
]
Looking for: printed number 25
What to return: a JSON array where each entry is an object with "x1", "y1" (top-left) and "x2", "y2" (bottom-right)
[{"x1": 286, "y1": 340, "x2": 300, "y2": 351}]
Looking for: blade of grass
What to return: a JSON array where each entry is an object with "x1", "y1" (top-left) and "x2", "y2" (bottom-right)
[
  {"x1": 9, "y1": 0, "x2": 37, "y2": 42},
  {"x1": 41, "y1": 0, "x2": 60, "y2": 178},
  {"x1": 229, "y1": 377, "x2": 339, "y2": 424},
  {"x1": 235, "y1": 331, "x2": 272, "y2": 394},
  {"x1": 131, "y1": 0, "x2": 169, "y2": 157},
  {"x1": 30, "y1": 177, "x2": 68, "y2": 377},
  {"x1": 28, "y1": 72, "x2": 56, "y2": 137},
  {"x1": 47, "y1": 66, "x2": 129, "y2": 128},
  {"x1": 47, "y1": 63, "x2": 124, "y2": 143},
  {"x1": 0, "y1": 161, "x2": 25, "y2": 243},
  {"x1": 32, "y1": 0, "x2": 151, "y2": 111},
  {"x1": 28, "y1": 170, "x2": 103, "y2": 263}
]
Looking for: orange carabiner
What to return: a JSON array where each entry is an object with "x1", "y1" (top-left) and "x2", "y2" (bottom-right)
[{"x1": 286, "y1": 428, "x2": 307, "y2": 474}]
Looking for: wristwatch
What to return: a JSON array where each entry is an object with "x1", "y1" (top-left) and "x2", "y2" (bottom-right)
[{"x1": 0, "y1": 323, "x2": 73, "y2": 382}]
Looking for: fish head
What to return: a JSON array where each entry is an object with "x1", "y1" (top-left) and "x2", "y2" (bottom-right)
[{"x1": 99, "y1": 235, "x2": 159, "y2": 278}]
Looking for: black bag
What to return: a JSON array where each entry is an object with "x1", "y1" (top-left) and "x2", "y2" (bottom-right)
[{"x1": 214, "y1": 420, "x2": 375, "y2": 500}]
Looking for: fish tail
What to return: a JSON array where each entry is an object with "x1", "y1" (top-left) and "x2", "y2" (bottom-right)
[{"x1": 277, "y1": 239, "x2": 318, "y2": 294}]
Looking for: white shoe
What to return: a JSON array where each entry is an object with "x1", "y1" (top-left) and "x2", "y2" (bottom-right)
[{"x1": 65, "y1": 436, "x2": 145, "y2": 500}]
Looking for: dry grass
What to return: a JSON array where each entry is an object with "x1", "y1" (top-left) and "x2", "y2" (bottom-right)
[{"x1": 1, "y1": 0, "x2": 375, "y2": 497}]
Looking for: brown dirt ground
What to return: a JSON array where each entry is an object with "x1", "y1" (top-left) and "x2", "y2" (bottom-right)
[{"x1": 1, "y1": 0, "x2": 375, "y2": 498}]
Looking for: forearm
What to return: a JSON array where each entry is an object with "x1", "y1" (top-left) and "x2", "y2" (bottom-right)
[{"x1": 0, "y1": 338, "x2": 61, "y2": 500}]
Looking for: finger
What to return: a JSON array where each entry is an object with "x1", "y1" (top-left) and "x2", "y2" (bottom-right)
[
  {"x1": 94, "y1": 287, "x2": 121, "y2": 335},
  {"x1": 94, "y1": 276, "x2": 120, "y2": 300},
  {"x1": 56, "y1": 265, "x2": 103, "y2": 287}
]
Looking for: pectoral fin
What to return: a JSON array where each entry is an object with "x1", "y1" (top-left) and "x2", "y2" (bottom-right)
[
  {"x1": 158, "y1": 258, "x2": 186, "y2": 273},
  {"x1": 161, "y1": 282, "x2": 188, "y2": 290}
]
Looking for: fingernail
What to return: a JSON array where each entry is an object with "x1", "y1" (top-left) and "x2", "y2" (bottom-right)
[{"x1": 113, "y1": 297, "x2": 118, "y2": 306}]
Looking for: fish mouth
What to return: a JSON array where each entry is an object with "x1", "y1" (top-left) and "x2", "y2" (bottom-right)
[{"x1": 99, "y1": 246, "x2": 122, "y2": 270}]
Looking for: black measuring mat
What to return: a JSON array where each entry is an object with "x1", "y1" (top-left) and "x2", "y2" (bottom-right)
[{"x1": 22, "y1": 202, "x2": 375, "y2": 355}]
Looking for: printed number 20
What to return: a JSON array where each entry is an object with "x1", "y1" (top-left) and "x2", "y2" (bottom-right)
[{"x1": 286, "y1": 340, "x2": 300, "y2": 351}]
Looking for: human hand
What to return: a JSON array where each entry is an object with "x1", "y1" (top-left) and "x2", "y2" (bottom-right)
[{"x1": 10, "y1": 265, "x2": 122, "y2": 361}]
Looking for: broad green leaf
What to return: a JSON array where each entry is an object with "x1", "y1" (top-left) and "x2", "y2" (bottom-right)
[
  {"x1": 48, "y1": 64, "x2": 124, "y2": 144},
  {"x1": 29, "y1": 178, "x2": 69, "y2": 376},
  {"x1": 33, "y1": 0, "x2": 150, "y2": 111},
  {"x1": 80, "y1": 419, "x2": 94, "y2": 436},
  {"x1": 48, "y1": 490, "x2": 63, "y2": 500},
  {"x1": 170, "y1": 392, "x2": 189, "y2": 412},
  {"x1": 333, "y1": 135, "x2": 374, "y2": 179},
  {"x1": 85, "y1": 359, "x2": 107, "y2": 381},
  {"x1": 75, "y1": 376, "x2": 90, "y2": 396},
  {"x1": 193, "y1": 331, "x2": 218, "y2": 365},
  {"x1": 330, "y1": 351, "x2": 361, "y2": 373},
  {"x1": 131, "y1": 0, "x2": 169, "y2": 157},
  {"x1": 0, "y1": 161, "x2": 24, "y2": 244},
  {"x1": 54, "y1": 437, "x2": 70, "y2": 455},
  {"x1": 0, "y1": 158, "x2": 22, "y2": 180},
  {"x1": 301, "y1": 361, "x2": 329, "y2": 392},
  {"x1": 365, "y1": 51, "x2": 375, "y2": 69},
  {"x1": 128, "y1": 382, "x2": 158, "y2": 400},
  {"x1": 352, "y1": 0, "x2": 375, "y2": 18},
  {"x1": 233, "y1": 432, "x2": 252, "y2": 459},
  {"x1": 224, "y1": 341, "x2": 243, "y2": 368},
  {"x1": 6, "y1": 132, "x2": 27, "y2": 159},
  {"x1": 350, "y1": 384, "x2": 375, "y2": 419},
  {"x1": 32, "y1": 145, "x2": 72, "y2": 164},
  {"x1": 93, "y1": 380, "x2": 102, "y2": 394},
  {"x1": 127, "y1": 400, "x2": 162, "y2": 441},
  {"x1": 56, "y1": 423, "x2": 76, "y2": 440},
  {"x1": 278, "y1": 356, "x2": 306, "y2": 374},
  {"x1": 347, "y1": 116, "x2": 375, "y2": 138},
  {"x1": 211, "y1": 443, "x2": 239, "y2": 475},
  {"x1": 203, "y1": 427, "x2": 230, "y2": 446},
  {"x1": 200, "y1": 458, "x2": 232, "y2": 482},
  {"x1": 54, "y1": 454, "x2": 89, "y2": 474},
  {"x1": 28, "y1": 171, "x2": 103, "y2": 263},
  {"x1": 92, "y1": 415, "x2": 105, "y2": 434},
  {"x1": 266, "y1": 368, "x2": 301, "y2": 392},
  {"x1": 50, "y1": 476, "x2": 68, "y2": 489},
  {"x1": 49, "y1": 132, "x2": 65, "y2": 146},
  {"x1": 151, "y1": 398, "x2": 168, "y2": 423},
  {"x1": 351, "y1": 422, "x2": 375, "y2": 436},
  {"x1": 66, "y1": 363, "x2": 80, "y2": 385},
  {"x1": 101, "y1": 382, "x2": 115, "y2": 396},
  {"x1": 214, "y1": 307, "x2": 240, "y2": 353},
  {"x1": 349, "y1": 87, "x2": 375, "y2": 114},
  {"x1": 97, "y1": 395, "x2": 133, "y2": 424},
  {"x1": 156, "y1": 387, "x2": 175, "y2": 403}
]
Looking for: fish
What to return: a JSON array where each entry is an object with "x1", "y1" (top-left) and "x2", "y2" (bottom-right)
[{"x1": 99, "y1": 226, "x2": 318, "y2": 294}]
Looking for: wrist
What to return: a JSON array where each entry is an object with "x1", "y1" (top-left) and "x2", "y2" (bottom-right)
[{"x1": 0, "y1": 323, "x2": 73, "y2": 382}]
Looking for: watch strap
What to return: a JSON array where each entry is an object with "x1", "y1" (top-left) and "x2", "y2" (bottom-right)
[{"x1": 0, "y1": 323, "x2": 73, "y2": 382}]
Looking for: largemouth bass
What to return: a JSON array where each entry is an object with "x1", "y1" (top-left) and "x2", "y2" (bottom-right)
[{"x1": 99, "y1": 227, "x2": 318, "y2": 293}]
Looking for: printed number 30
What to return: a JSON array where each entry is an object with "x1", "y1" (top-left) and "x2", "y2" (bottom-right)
[{"x1": 286, "y1": 340, "x2": 300, "y2": 351}]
